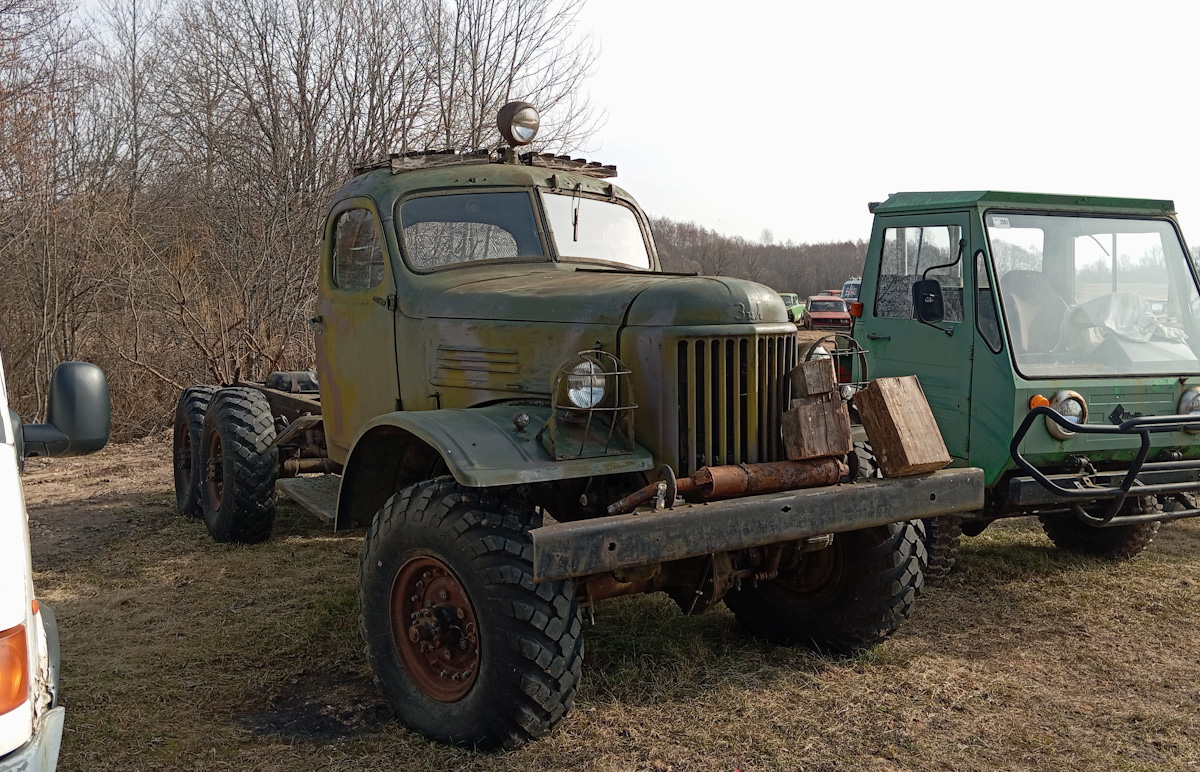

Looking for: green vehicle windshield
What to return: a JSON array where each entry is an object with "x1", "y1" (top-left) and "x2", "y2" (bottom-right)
[{"x1": 985, "y1": 210, "x2": 1200, "y2": 378}]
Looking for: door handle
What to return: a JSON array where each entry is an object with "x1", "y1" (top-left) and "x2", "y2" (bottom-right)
[
  {"x1": 866, "y1": 332, "x2": 890, "y2": 341},
  {"x1": 307, "y1": 315, "x2": 324, "y2": 332}
]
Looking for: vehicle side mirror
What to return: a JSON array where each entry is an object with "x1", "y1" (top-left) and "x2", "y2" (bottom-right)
[
  {"x1": 912, "y1": 279, "x2": 945, "y2": 324},
  {"x1": 22, "y1": 362, "x2": 110, "y2": 459}
]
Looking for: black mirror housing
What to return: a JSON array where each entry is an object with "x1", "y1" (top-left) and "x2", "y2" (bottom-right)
[
  {"x1": 912, "y1": 279, "x2": 946, "y2": 324},
  {"x1": 22, "y1": 362, "x2": 111, "y2": 458}
]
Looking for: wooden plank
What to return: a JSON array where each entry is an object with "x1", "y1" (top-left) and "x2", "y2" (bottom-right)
[
  {"x1": 782, "y1": 392, "x2": 852, "y2": 460},
  {"x1": 852, "y1": 376, "x2": 950, "y2": 476},
  {"x1": 787, "y1": 358, "x2": 837, "y2": 397}
]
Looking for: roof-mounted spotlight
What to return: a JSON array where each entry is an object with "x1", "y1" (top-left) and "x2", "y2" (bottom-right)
[{"x1": 497, "y1": 101, "x2": 540, "y2": 146}]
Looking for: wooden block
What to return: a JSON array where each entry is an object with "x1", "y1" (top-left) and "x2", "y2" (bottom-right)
[
  {"x1": 782, "y1": 392, "x2": 853, "y2": 460},
  {"x1": 852, "y1": 376, "x2": 950, "y2": 476},
  {"x1": 787, "y1": 358, "x2": 837, "y2": 397}
]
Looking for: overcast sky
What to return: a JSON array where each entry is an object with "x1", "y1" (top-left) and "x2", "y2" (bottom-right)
[{"x1": 574, "y1": 0, "x2": 1200, "y2": 245}]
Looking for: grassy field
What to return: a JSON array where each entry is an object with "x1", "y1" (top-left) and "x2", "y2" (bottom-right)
[{"x1": 24, "y1": 439, "x2": 1200, "y2": 771}]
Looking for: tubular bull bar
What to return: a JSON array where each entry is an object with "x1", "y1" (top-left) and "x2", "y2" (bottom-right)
[
  {"x1": 1010, "y1": 406, "x2": 1200, "y2": 526},
  {"x1": 530, "y1": 467, "x2": 984, "y2": 582}
]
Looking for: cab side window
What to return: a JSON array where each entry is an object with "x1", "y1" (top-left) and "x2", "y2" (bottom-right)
[
  {"x1": 875, "y1": 225, "x2": 964, "y2": 322},
  {"x1": 332, "y1": 209, "x2": 385, "y2": 290}
]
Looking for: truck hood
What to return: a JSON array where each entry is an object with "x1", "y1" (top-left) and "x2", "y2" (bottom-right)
[{"x1": 416, "y1": 269, "x2": 787, "y2": 327}]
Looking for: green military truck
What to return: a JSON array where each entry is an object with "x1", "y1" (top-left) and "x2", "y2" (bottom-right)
[
  {"x1": 171, "y1": 104, "x2": 984, "y2": 749},
  {"x1": 848, "y1": 191, "x2": 1200, "y2": 578}
]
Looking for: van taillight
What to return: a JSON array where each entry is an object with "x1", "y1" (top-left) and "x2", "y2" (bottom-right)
[{"x1": 0, "y1": 624, "x2": 27, "y2": 715}]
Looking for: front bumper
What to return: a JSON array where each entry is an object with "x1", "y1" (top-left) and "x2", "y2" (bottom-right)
[
  {"x1": 0, "y1": 706, "x2": 64, "y2": 772},
  {"x1": 1011, "y1": 407, "x2": 1200, "y2": 525},
  {"x1": 531, "y1": 467, "x2": 984, "y2": 581}
]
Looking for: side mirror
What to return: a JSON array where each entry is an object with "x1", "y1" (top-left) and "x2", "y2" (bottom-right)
[
  {"x1": 22, "y1": 362, "x2": 110, "y2": 458},
  {"x1": 912, "y1": 279, "x2": 945, "y2": 324}
]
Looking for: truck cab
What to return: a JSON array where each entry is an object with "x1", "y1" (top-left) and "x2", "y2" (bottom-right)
[{"x1": 854, "y1": 191, "x2": 1200, "y2": 567}]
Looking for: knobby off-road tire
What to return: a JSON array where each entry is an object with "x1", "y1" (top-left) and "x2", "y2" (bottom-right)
[
  {"x1": 173, "y1": 385, "x2": 217, "y2": 517},
  {"x1": 1040, "y1": 497, "x2": 1160, "y2": 560},
  {"x1": 198, "y1": 388, "x2": 278, "y2": 543},
  {"x1": 358, "y1": 477, "x2": 583, "y2": 750},
  {"x1": 724, "y1": 521, "x2": 924, "y2": 654},
  {"x1": 919, "y1": 515, "x2": 963, "y2": 582},
  {"x1": 852, "y1": 440, "x2": 961, "y2": 582}
]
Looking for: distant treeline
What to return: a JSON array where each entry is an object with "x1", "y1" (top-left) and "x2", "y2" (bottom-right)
[{"x1": 651, "y1": 218, "x2": 867, "y2": 299}]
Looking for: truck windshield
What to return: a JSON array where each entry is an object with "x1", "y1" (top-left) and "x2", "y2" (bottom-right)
[
  {"x1": 541, "y1": 192, "x2": 651, "y2": 270},
  {"x1": 985, "y1": 211, "x2": 1200, "y2": 377},
  {"x1": 398, "y1": 191, "x2": 548, "y2": 270}
]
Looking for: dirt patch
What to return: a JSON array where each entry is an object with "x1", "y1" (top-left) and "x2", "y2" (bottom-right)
[{"x1": 238, "y1": 671, "x2": 392, "y2": 743}]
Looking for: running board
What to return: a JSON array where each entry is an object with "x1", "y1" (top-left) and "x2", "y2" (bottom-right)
[{"x1": 276, "y1": 475, "x2": 341, "y2": 524}]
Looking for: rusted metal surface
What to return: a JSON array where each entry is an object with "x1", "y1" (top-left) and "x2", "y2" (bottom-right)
[
  {"x1": 281, "y1": 458, "x2": 342, "y2": 476},
  {"x1": 689, "y1": 458, "x2": 847, "y2": 500},
  {"x1": 531, "y1": 467, "x2": 985, "y2": 582},
  {"x1": 391, "y1": 555, "x2": 480, "y2": 702},
  {"x1": 606, "y1": 458, "x2": 847, "y2": 515},
  {"x1": 271, "y1": 414, "x2": 322, "y2": 449}
]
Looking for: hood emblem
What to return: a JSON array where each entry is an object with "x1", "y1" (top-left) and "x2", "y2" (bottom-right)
[
  {"x1": 735, "y1": 302, "x2": 763, "y2": 322},
  {"x1": 1108, "y1": 404, "x2": 1145, "y2": 425}
]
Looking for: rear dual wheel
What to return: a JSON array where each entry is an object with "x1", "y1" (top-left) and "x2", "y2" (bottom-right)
[
  {"x1": 198, "y1": 387, "x2": 279, "y2": 543},
  {"x1": 173, "y1": 385, "x2": 217, "y2": 516}
]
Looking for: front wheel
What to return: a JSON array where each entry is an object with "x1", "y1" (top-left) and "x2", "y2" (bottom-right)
[
  {"x1": 724, "y1": 522, "x2": 924, "y2": 654},
  {"x1": 358, "y1": 478, "x2": 583, "y2": 750},
  {"x1": 1040, "y1": 496, "x2": 1161, "y2": 560}
]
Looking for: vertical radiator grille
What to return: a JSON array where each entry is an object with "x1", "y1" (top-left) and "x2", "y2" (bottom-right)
[{"x1": 676, "y1": 334, "x2": 797, "y2": 475}]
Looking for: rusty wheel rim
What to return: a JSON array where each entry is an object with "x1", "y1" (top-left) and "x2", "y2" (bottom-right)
[
  {"x1": 391, "y1": 555, "x2": 480, "y2": 702},
  {"x1": 174, "y1": 420, "x2": 192, "y2": 492},
  {"x1": 777, "y1": 538, "x2": 843, "y2": 606},
  {"x1": 205, "y1": 430, "x2": 224, "y2": 510}
]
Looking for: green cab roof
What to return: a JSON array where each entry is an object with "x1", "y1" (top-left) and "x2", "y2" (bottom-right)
[{"x1": 871, "y1": 190, "x2": 1176, "y2": 216}]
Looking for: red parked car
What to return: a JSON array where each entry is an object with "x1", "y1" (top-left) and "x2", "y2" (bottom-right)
[{"x1": 800, "y1": 295, "x2": 852, "y2": 331}]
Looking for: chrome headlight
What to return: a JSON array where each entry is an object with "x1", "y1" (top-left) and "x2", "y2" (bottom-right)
[
  {"x1": 1046, "y1": 390, "x2": 1087, "y2": 441},
  {"x1": 567, "y1": 360, "x2": 606, "y2": 409},
  {"x1": 1178, "y1": 386, "x2": 1200, "y2": 434}
]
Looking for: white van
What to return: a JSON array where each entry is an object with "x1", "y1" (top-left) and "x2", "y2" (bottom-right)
[{"x1": 0, "y1": 357, "x2": 109, "y2": 772}]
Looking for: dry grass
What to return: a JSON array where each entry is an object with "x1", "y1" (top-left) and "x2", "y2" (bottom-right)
[{"x1": 24, "y1": 439, "x2": 1200, "y2": 771}]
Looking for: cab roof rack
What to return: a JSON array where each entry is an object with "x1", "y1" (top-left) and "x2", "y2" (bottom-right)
[{"x1": 352, "y1": 148, "x2": 617, "y2": 179}]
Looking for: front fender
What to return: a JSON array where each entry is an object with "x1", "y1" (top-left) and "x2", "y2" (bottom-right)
[{"x1": 336, "y1": 405, "x2": 654, "y2": 529}]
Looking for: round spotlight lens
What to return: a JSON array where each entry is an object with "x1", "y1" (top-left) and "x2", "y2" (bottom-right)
[
  {"x1": 497, "y1": 101, "x2": 540, "y2": 147},
  {"x1": 567, "y1": 361, "x2": 606, "y2": 409}
]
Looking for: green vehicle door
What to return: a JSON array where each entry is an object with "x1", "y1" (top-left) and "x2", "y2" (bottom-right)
[
  {"x1": 856, "y1": 212, "x2": 974, "y2": 461},
  {"x1": 313, "y1": 199, "x2": 400, "y2": 462}
]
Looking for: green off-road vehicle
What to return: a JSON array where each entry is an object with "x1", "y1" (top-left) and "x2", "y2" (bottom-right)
[
  {"x1": 846, "y1": 191, "x2": 1200, "y2": 578},
  {"x1": 172, "y1": 104, "x2": 984, "y2": 749}
]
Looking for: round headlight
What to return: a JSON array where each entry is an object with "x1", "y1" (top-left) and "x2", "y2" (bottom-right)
[
  {"x1": 567, "y1": 361, "x2": 606, "y2": 409},
  {"x1": 497, "y1": 101, "x2": 540, "y2": 147},
  {"x1": 1046, "y1": 390, "x2": 1087, "y2": 441},
  {"x1": 1178, "y1": 386, "x2": 1200, "y2": 434}
]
